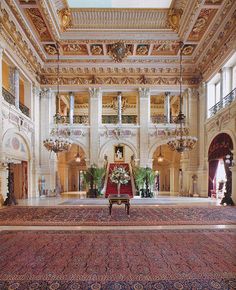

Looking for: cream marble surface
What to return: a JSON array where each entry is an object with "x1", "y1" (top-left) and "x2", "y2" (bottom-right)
[{"x1": 16, "y1": 195, "x2": 220, "y2": 207}]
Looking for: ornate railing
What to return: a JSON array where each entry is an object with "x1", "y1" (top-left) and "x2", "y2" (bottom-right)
[
  {"x1": 19, "y1": 102, "x2": 30, "y2": 117},
  {"x1": 2, "y1": 87, "x2": 15, "y2": 105},
  {"x1": 74, "y1": 115, "x2": 89, "y2": 124},
  {"x1": 54, "y1": 115, "x2": 89, "y2": 124},
  {"x1": 151, "y1": 114, "x2": 179, "y2": 124},
  {"x1": 209, "y1": 88, "x2": 236, "y2": 117},
  {"x1": 102, "y1": 115, "x2": 137, "y2": 124},
  {"x1": 3, "y1": 88, "x2": 30, "y2": 117}
]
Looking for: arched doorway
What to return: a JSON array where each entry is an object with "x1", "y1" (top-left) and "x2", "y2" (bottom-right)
[
  {"x1": 208, "y1": 133, "x2": 233, "y2": 198},
  {"x1": 152, "y1": 144, "x2": 180, "y2": 195},
  {"x1": 58, "y1": 144, "x2": 87, "y2": 192},
  {"x1": 2, "y1": 132, "x2": 30, "y2": 200}
]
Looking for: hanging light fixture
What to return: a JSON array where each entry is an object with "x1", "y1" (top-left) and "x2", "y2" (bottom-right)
[
  {"x1": 157, "y1": 146, "x2": 164, "y2": 162},
  {"x1": 167, "y1": 42, "x2": 197, "y2": 153},
  {"x1": 75, "y1": 147, "x2": 81, "y2": 163},
  {"x1": 43, "y1": 43, "x2": 71, "y2": 154}
]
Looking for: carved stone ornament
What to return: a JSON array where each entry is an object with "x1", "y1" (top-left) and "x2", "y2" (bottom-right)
[
  {"x1": 109, "y1": 42, "x2": 128, "y2": 63},
  {"x1": 168, "y1": 9, "x2": 182, "y2": 32},
  {"x1": 58, "y1": 8, "x2": 72, "y2": 31},
  {"x1": 44, "y1": 44, "x2": 57, "y2": 55}
]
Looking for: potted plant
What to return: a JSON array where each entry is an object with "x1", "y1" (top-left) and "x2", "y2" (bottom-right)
[{"x1": 83, "y1": 165, "x2": 106, "y2": 198}]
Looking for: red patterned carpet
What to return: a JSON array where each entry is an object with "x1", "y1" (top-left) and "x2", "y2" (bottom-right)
[
  {"x1": 0, "y1": 206, "x2": 236, "y2": 226},
  {"x1": 0, "y1": 229, "x2": 235, "y2": 289}
]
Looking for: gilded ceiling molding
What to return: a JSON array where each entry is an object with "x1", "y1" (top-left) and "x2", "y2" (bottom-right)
[
  {"x1": 41, "y1": 66, "x2": 198, "y2": 76},
  {"x1": 3, "y1": 0, "x2": 46, "y2": 62},
  {"x1": 198, "y1": 10, "x2": 236, "y2": 73},
  {"x1": 0, "y1": 8, "x2": 41, "y2": 73},
  {"x1": 40, "y1": 75, "x2": 200, "y2": 86},
  {"x1": 38, "y1": 0, "x2": 59, "y2": 41},
  {"x1": 179, "y1": 0, "x2": 205, "y2": 39},
  {"x1": 70, "y1": 9, "x2": 169, "y2": 30},
  {"x1": 193, "y1": 0, "x2": 235, "y2": 62},
  {"x1": 200, "y1": 26, "x2": 236, "y2": 80}
]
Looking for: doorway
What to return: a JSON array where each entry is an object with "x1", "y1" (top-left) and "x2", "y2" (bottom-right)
[
  {"x1": 208, "y1": 133, "x2": 233, "y2": 197},
  {"x1": 9, "y1": 161, "x2": 28, "y2": 199}
]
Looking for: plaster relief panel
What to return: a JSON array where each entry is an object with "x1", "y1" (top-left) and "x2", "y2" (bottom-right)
[
  {"x1": 90, "y1": 44, "x2": 104, "y2": 55},
  {"x1": 62, "y1": 44, "x2": 88, "y2": 55},
  {"x1": 182, "y1": 44, "x2": 197, "y2": 56},
  {"x1": 25, "y1": 8, "x2": 53, "y2": 41},
  {"x1": 44, "y1": 44, "x2": 57, "y2": 55},
  {"x1": 136, "y1": 45, "x2": 149, "y2": 56},
  {"x1": 188, "y1": 9, "x2": 217, "y2": 41},
  {"x1": 151, "y1": 42, "x2": 179, "y2": 55},
  {"x1": 205, "y1": 0, "x2": 223, "y2": 4}
]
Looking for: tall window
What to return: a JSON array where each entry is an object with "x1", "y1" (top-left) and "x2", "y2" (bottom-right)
[{"x1": 207, "y1": 73, "x2": 220, "y2": 118}]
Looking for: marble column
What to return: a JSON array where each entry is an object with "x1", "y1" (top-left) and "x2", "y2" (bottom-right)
[
  {"x1": 69, "y1": 92, "x2": 74, "y2": 125},
  {"x1": 31, "y1": 85, "x2": 41, "y2": 197},
  {"x1": 14, "y1": 68, "x2": 20, "y2": 109},
  {"x1": 231, "y1": 164, "x2": 236, "y2": 204},
  {"x1": 139, "y1": 88, "x2": 150, "y2": 167},
  {"x1": 0, "y1": 46, "x2": 5, "y2": 202},
  {"x1": 197, "y1": 82, "x2": 208, "y2": 197},
  {"x1": 89, "y1": 88, "x2": 102, "y2": 165},
  {"x1": 164, "y1": 92, "x2": 170, "y2": 123},
  {"x1": 40, "y1": 89, "x2": 57, "y2": 191},
  {"x1": 117, "y1": 92, "x2": 122, "y2": 125}
]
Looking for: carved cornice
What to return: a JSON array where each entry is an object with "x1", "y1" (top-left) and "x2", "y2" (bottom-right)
[
  {"x1": 0, "y1": 9, "x2": 41, "y2": 74},
  {"x1": 198, "y1": 10, "x2": 236, "y2": 79},
  {"x1": 5, "y1": 0, "x2": 46, "y2": 62},
  {"x1": 193, "y1": 0, "x2": 235, "y2": 63},
  {"x1": 179, "y1": 0, "x2": 205, "y2": 39},
  {"x1": 40, "y1": 75, "x2": 200, "y2": 86},
  {"x1": 41, "y1": 66, "x2": 198, "y2": 75}
]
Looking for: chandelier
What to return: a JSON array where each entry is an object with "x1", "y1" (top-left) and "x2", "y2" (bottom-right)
[
  {"x1": 167, "y1": 42, "x2": 197, "y2": 153},
  {"x1": 43, "y1": 128, "x2": 71, "y2": 154},
  {"x1": 43, "y1": 43, "x2": 71, "y2": 154},
  {"x1": 157, "y1": 146, "x2": 164, "y2": 162}
]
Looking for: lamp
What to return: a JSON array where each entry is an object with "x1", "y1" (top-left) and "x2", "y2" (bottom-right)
[
  {"x1": 43, "y1": 43, "x2": 71, "y2": 154},
  {"x1": 167, "y1": 42, "x2": 197, "y2": 153},
  {"x1": 75, "y1": 147, "x2": 81, "y2": 163},
  {"x1": 157, "y1": 146, "x2": 164, "y2": 162}
]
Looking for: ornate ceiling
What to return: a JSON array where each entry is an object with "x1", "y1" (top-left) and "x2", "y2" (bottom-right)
[{"x1": 0, "y1": 0, "x2": 235, "y2": 87}]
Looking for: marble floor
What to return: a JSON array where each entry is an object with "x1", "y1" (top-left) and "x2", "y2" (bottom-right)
[
  {"x1": 16, "y1": 195, "x2": 221, "y2": 207},
  {"x1": 1, "y1": 195, "x2": 232, "y2": 232}
]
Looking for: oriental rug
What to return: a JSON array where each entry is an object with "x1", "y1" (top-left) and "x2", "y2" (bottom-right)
[
  {"x1": 0, "y1": 206, "x2": 236, "y2": 226},
  {"x1": 0, "y1": 229, "x2": 235, "y2": 289}
]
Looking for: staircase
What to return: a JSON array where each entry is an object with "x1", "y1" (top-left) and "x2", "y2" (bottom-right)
[{"x1": 105, "y1": 163, "x2": 133, "y2": 198}]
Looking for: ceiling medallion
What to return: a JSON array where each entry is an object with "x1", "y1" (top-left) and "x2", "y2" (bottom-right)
[
  {"x1": 167, "y1": 42, "x2": 197, "y2": 153},
  {"x1": 109, "y1": 42, "x2": 128, "y2": 63}
]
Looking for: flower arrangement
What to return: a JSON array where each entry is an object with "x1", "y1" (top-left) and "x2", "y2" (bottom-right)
[{"x1": 109, "y1": 166, "x2": 130, "y2": 185}]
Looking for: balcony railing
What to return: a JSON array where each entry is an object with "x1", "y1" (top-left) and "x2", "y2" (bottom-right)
[
  {"x1": 2, "y1": 88, "x2": 30, "y2": 117},
  {"x1": 151, "y1": 114, "x2": 179, "y2": 124},
  {"x1": 19, "y1": 102, "x2": 30, "y2": 117},
  {"x1": 54, "y1": 115, "x2": 89, "y2": 124},
  {"x1": 209, "y1": 88, "x2": 236, "y2": 117},
  {"x1": 102, "y1": 115, "x2": 137, "y2": 124},
  {"x1": 2, "y1": 87, "x2": 15, "y2": 105}
]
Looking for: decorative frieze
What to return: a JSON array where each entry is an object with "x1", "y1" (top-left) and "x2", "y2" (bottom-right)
[{"x1": 41, "y1": 75, "x2": 200, "y2": 86}]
